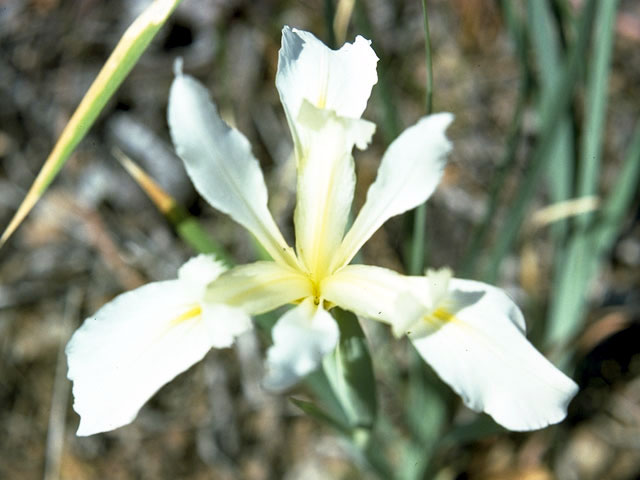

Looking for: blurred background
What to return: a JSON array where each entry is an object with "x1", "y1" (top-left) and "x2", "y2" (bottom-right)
[{"x1": 1, "y1": 0, "x2": 639, "y2": 478}]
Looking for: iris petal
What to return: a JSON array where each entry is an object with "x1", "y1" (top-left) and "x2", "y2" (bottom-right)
[
  {"x1": 276, "y1": 26, "x2": 378, "y2": 157},
  {"x1": 409, "y1": 279, "x2": 578, "y2": 431},
  {"x1": 263, "y1": 298, "x2": 339, "y2": 391},
  {"x1": 168, "y1": 72, "x2": 298, "y2": 269},
  {"x1": 206, "y1": 261, "x2": 314, "y2": 315},
  {"x1": 333, "y1": 113, "x2": 453, "y2": 271}
]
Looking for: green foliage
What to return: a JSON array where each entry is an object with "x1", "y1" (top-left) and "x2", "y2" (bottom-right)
[{"x1": 323, "y1": 308, "x2": 377, "y2": 432}]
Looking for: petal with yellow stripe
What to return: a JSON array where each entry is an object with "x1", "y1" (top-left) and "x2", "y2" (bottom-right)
[
  {"x1": 409, "y1": 278, "x2": 579, "y2": 431},
  {"x1": 293, "y1": 102, "x2": 375, "y2": 279},
  {"x1": 205, "y1": 261, "x2": 314, "y2": 315},
  {"x1": 66, "y1": 255, "x2": 249, "y2": 436},
  {"x1": 321, "y1": 264, "x2": 425, "y2": 329}
]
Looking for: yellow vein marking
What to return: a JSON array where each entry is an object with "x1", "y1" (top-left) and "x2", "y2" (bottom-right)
[
  {"x1": 169, "y1": 305, "x2": 202, "y2": 326},
  {"x1": 424, "y1": 306, "x2": 456, "y2": 328}
]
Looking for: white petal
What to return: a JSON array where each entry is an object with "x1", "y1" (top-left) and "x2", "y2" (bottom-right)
[
  {"x1": 333, "y1": 113, "x2": 454, "y2": 270},
  {"x1": 321, "y1": 264, "x2": 424, "y2": 333},
  {"x1": 66, "y1": 281, "x2": 217, "y2": 435},
  {"x1": 423, "y1": 267, "x2": 454, "y2": 310},
  {"x1": 293, "y1": 101, "x2": 375, "y2": 279},
  {"x1": 263, "y1": 298, "x2": 339, "y2": 391},
  {"x1": 205, "y1": 261, "x2": 313, "y2": 315},
  {"x1": 276, "y1": 26, "x2": 378, "y2": 154},
  {"x1": 177, "y1": 254, "x2": 227, "y2": 298},
  {"x1": 296, "y1": 99, "x2": 376, "y2": 152},
  {"x1": 168, "y1": 72, "x2": 298, "y2": 269},
  {"x1": 201, "y1": 302, "x2": 253, "y2": 349},
  {"x1": 409, "y1": 279, "x2": 579, "y2": 431}
]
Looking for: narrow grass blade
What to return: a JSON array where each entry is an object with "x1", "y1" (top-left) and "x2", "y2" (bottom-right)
[
  {"x1": 409, "y1": 206, "x2": 427, "y2": 275},
  {"x1": 545, "y1": 0, "x2": 618, "y2": 348},
  {"x1": 408, "y1": 0, "x2": 435, "y2": 276},
  {"x1": 592, "y1": 123, "x2": 640, "y2": 252},
  {"x1": 576, "y1": 0, "x2": 618, "y2": 222},
  {"x1": 546, "y1": 120, "x2": 640, "y2": 349},
  {"x1": 461, "y1": 0, "x2": 530, "y2": 276},
  {"x1": 527, "y1": 0, "x2": 576, "y2": 339},
  {"x1": 483, "y1": 0, "x2": 597, "y2": 283},
  {"x1": 420, "y1": 0, "x2": 434, "y2": 116},
  {"x1": 115, "y1": 150, "x2": 233, "y2": 264},
  {"x1": 528, "y1": 0, "x2": 575, "y2": 243},
  {"x1": 1, "y1": 0, "x2": 183, "y2": 246}
]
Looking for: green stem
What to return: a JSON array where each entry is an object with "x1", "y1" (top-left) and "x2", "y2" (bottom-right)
[
  {"x1": 408, "y1": 0, "x2": 434, "y2": 275},
  {"x1": 421, "y1": 0, "x2": 434, "y2": 116}
]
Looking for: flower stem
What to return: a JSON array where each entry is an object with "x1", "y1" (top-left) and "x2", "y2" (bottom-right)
[{"x1": 408, "y1": 0, "x2": 434, "y2": 275}]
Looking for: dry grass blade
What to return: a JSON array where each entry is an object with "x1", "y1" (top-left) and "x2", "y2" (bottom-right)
[
  {"x1": 529, "y1": 196, "x2": 600, "y2": 231},
  {"x1": 0, "y1": 0, "x2": 182, "y2": 247},
  {"x1": 334, "y1": 0, "x2": 356, "y2": 45},
  {"x1": 114, "y1": 149, "x2": 232, "y2": 263},
  {"x1": 114, "y1": 149, "x2": 176, "y2": 215}
]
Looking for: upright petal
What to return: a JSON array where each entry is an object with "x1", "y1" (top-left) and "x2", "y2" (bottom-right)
[
  {"x1": 168, "y1": 71, "x2": 298, "y2": 269},
  {"x1": 332, "y1": 113, "x2": 454, "y2": 271},
  {"x1": 263, "y1": 298, "x2": 339, "y2": 391},
  {"x1": 293, "y1": 101, "x2": 375, "y2": 279},
  {"x1": 409, "y1": 279, "x2": 579, "y2": 431},
  {"x1": 276, "y1": 26, "x2": 378, "y2": 155},
  {"x1": 66, "y1": 279, "x2": 247, "y2": 436},
  {"x1": 322, "y1": 264, "x2": 424, "y2": 330},
  {"x1": 205, "y1": 261, "x2": 314, "y2": 315}
]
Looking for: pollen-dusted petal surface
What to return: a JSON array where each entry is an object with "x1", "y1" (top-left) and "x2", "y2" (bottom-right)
[
  {"x1": 168, "y1": 72, "x2": 297, "y2": 269},
  {"x1": 263, "y1": 298, "x2": 339, "y2": 391},
  {"x1": 205, "y1": 261, "x2": 314, "y2": 315},
  {"x1": 276, "y1": 26, "x2": 378, "y2": 153},
  {"x1": 333, "y1": 113, "x2": 454, "y2": 270},
  {"x1": 409, "y1": 279, "x2": 579, "y2": 431},
  {"x1": 322, "y1": 264, "x2": 425, "y2": 329},
  {"x1": 66, "y1": 280, "x2": 219, "y2": 436}
]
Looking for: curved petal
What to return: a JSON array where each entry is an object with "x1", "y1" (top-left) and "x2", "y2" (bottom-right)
[
  {"x1": 332, "y1": 113, "x2": 454, "y2": 271},
  {"x1": 409, "y1": 279, "x2": 579, "y2": 431},
  {"x1": 66, "y1": 280, "x2": 227, "y2": 436},
  {"x1": 205, "y1": 261, "x2": 314, "y2": 315},
  {"x1": 263, "y1": 298, "x2": 338, "y2": 391},
  {"x1": 322, "y1": 264, "x2": 424, "y2": 332},
  {"x1": 294, "y1": 102, "x2": 375, "y2": 279},
  {"x1": 201, "y1": 302, "x2": 253, "y2": 349},
  {"x1": 276, "y1": 26, "x2": 378, "y2": 155},
  {"x1": 168, "y1": 71, "x2": 298, "y2": 269},
  {"x1": 177, "y1": 254, "x2": 227, "y2": 296}
]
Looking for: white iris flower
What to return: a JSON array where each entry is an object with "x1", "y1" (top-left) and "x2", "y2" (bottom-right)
[{"x1": 66, "y1": 26, "x2": 578, "y2": 436}]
